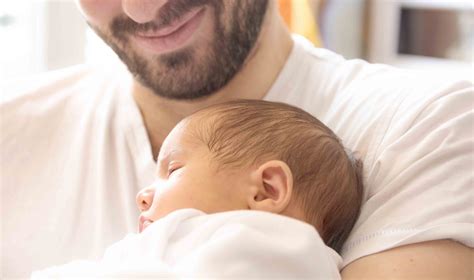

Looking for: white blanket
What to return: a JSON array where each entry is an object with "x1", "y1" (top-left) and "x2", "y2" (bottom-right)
[{"x1": 32, "y1": 209, "x2": 341, "y2": 279}]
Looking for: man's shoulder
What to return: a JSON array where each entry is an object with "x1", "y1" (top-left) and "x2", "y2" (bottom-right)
[
  {"x1": 0, "y1": 62, "x2": 133, "y2": 128},
  {"x1": 0, "y1": 62, "x2": 134, "y2": 146},
  {"x1": 283, "y1": 35, "x2": 404, "y2": 106},
  {"x1": 289, "y1": 36, "x2": 472, "y2": 120},
  {"x1": 2, "y1": 64, "x2": 90, "y2": 102},
  {"x1": 1, "y1": 62, "x2": 131, "y2": 105},
  {"x1": 294, "y1": 35, "x2": 472, "y2": 97}
]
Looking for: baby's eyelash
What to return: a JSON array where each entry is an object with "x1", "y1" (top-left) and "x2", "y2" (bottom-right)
[
  {"x1": 168, "y1": 166, "x2": 181, "y2": 176},
  {"x1": 168, "y1": 168, "x2": 177, "y2": 175}
]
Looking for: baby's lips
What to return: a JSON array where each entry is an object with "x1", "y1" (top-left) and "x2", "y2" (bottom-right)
[
  {"x1": 138, "y1": 214, "x2": 146, "y2": 233},
  {"x1": 142, "y1": 220, "x2": 153, "y2": 232},
  {"x1": 138, "y1": 214, "x2": 153, "y2": 233}
]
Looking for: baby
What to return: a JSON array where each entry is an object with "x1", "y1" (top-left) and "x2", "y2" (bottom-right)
[
  {"x1": 33, "y1": 100, "x2": 363, "y2": 279},
  {"x1": 136, "y1": 99, "x2": 363, "y2": 253}
]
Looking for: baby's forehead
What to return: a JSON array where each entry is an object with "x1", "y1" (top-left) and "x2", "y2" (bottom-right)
[
  {"x1": 180, "y1": 113, "x2": 215, "y2": 143},
  {"x1": 158, "y1": 118, "x2": 208, "y2": 160}
]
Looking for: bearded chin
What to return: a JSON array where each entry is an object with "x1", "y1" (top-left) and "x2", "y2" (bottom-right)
[
  {"x1": 93, "y1": 0, "x2": 269, "y2": 101},
  {"x1": 131, "y1": 47, "x2": 222, "y2": 101}
]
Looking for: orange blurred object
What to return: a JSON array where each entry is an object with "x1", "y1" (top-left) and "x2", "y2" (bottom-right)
[{"x1": 278, "y1": 0, "x2": 322, "y2": 46}]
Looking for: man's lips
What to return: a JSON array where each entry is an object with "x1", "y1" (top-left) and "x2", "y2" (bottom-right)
[
  {"x1": 136, "y1": 7, "x2": 204, "y2": 38},
  {"x1": 138, "y1": 214, "x2": 154, "y2": 233},
  {"x1": 132, "y1": 6, "x2": 206, "y2": 54}
]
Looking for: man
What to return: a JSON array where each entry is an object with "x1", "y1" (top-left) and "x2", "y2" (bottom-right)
[{"x1": 1, "y1": 0, "x2": 472, "y2": 278}]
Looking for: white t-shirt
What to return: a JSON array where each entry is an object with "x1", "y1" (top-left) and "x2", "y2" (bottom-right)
[{"x1": 1, "y1": 35, "x2": 473, "y2": 278}]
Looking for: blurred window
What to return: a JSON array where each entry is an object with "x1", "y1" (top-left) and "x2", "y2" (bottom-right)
[
  {"x1": 0, "y1": 2, "x2": 42, "y2": 80},
  {"x1": 398, "y1": 7, "x2": 473, "y2": 62},
  {"x1": 0, "y1": 1, "x2": 87, "y2": 81}
]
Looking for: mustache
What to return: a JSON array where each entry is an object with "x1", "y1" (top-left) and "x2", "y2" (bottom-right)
[{"x1": 111, "y1": 0, "x2": 212, "y2": 39}]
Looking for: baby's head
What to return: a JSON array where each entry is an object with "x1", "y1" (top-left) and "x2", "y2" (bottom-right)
[{"x1": 137, "y1": 100, "x2": 363, "y2": 252}]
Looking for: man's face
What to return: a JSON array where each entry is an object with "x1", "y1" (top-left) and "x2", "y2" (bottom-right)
[
  {"x1": 77, "y1": 0, "x2": 269, "y2": 100},
  {"x1": 136, "y1": 120, "x2": 250, "y2": 233}
]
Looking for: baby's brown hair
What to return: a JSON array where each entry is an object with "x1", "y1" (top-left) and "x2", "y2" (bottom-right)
[{"x1": 188, "y1": 99, "x2": 363, "y2": 252}]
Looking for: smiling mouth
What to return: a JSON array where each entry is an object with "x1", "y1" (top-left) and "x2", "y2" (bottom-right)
[{"x1": 133, "y1": 7, "x2": 206, "y2": 54}]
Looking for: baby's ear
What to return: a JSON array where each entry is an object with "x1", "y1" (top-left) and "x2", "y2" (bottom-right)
[{"x1": 248, "y1": 160, "x2": 293, "y2": 214}]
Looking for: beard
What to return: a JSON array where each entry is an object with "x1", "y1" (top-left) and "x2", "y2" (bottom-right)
[{"x1": 90, "y1": 0, "x2": 269, "y2": 100}]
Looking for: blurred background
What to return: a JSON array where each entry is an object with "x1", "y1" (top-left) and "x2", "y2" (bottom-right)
[{"x1": 0, "y1": 0, "x2": 472, "y2": 81}]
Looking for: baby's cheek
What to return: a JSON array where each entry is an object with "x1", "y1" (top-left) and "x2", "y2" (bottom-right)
[{"x1": 148, "y1": 185, "x2": 191, "y2": 220}]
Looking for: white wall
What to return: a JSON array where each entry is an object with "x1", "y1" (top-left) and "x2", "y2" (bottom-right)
[
  {"x1": 42, "y1": 1, "x2": 87, "y2": 71},
  {"x1": 0, "y1": 1, "x2": 96, "y2": 81}
]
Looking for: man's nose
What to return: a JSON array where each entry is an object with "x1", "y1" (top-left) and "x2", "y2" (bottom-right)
[
  {"x1": 122, "y1": 0, "x2": 168, "y2": 23},
  {"x1": 136, "y1": 186, "x2": 155, "y2": 212}
]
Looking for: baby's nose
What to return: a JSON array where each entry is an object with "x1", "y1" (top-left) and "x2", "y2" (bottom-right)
[{"x1": 136, "y1": 186, "x2": 155, "y2": 212}]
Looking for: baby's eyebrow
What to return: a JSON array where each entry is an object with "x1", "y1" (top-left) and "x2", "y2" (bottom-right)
[
  {"x1": 156, "y1": 149, "x2": 183, "y2": 174},
  {"x1": 156, "y1": 152, "x2": 170, "y2": 176},
  {"x1": 160, "y1": 149, "x2": 179, "y2": 163}
]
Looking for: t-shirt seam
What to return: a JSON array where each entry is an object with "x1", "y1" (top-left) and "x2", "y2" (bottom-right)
[
  {"x1": 343, "y1": 221, "x2": 473, "y2": 252},
  {"x1": 344, "y1": 228, "x2": 420, "y2": 251}
]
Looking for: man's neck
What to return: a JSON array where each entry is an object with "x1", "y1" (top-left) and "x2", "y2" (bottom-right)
[{"x1": 133, "y1": 10, "x2": 293, "y2": 159}]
